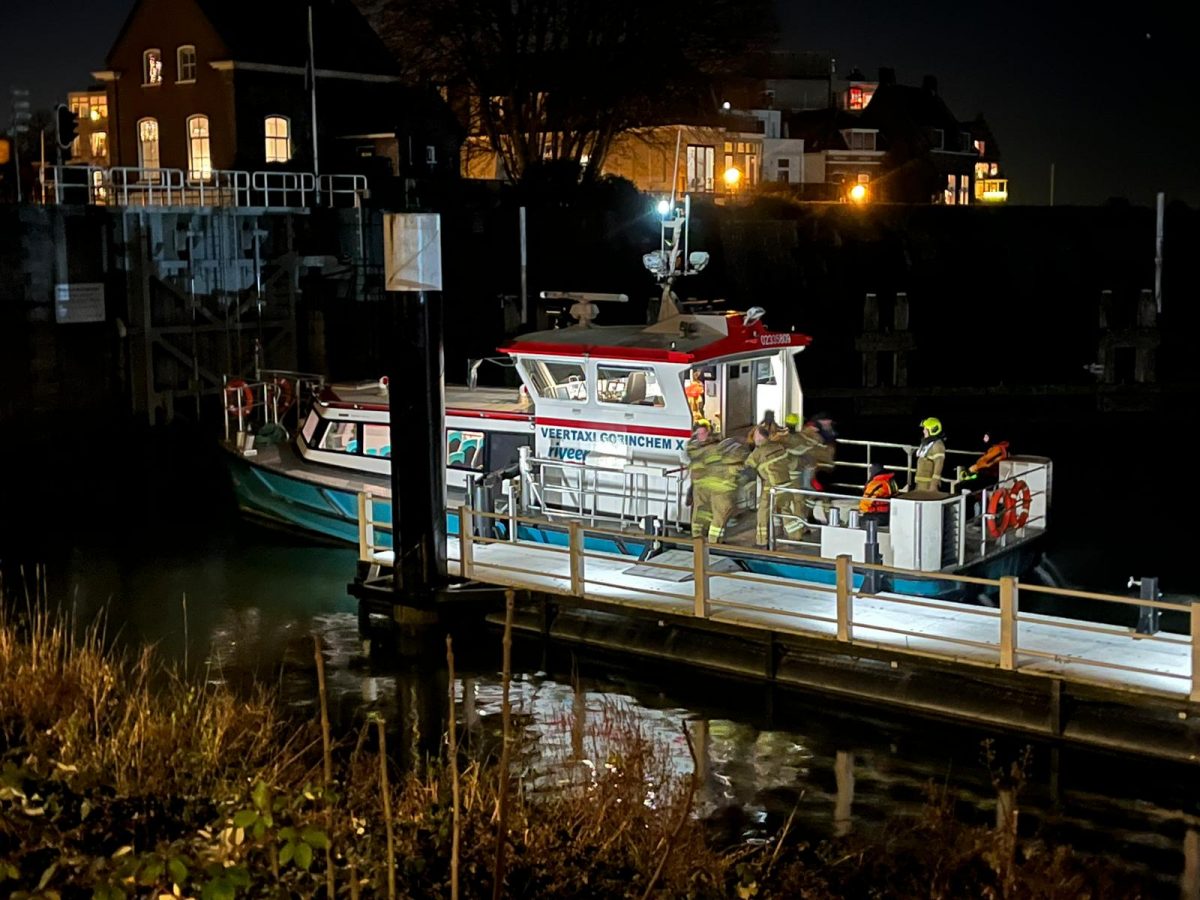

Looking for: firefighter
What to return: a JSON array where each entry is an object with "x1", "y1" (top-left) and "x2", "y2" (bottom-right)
[
  {"x1": 699, "y1": 437, "x2": 750, "y2": 543},
  {"x1": 913, "y1": 417, "x2": 947, "y2": 492},
  {"x1": 684, "y1": 371, "x2": 706, "y2": 422},
  {"x1": 684, "y1": 419, "x2": 720, "y2": 538},
  {"x1": 859, "y1": 463, "x2": 895, "y2": 522},
  {"x1": 961, "y1": 433, "x2": 1009, "y2": 487},
  {"x1": 745, "y1": 425, "x2": 800, "y2": 547}
]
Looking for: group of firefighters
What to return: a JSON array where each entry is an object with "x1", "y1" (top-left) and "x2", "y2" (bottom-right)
[{"x1": 685, "y1": 411, "x2": 1010, "y2": 547}]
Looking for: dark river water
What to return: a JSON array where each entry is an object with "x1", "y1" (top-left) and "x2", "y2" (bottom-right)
[{"x1": 1, "y1": 413, "x2": 1198, "y2": 897}]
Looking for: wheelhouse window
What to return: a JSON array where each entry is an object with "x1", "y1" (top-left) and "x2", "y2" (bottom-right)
[
  {"x1": 596, "y1": 365, "x2": 665, "y2": 407},
  {"x1": 143, "y1": 50, "x2": 163, "y2": 85},
  {"x1": 264, "y1": 115, "x2": 291, "y2": 163},
  {"x1": 301, "y1": 411, "x2": 320, "y2": 444},
  {"x1": 320, "y1": 421, "x2": 359, "y2": 453},
  {"x1": 177, "y1": 45, "x2": 197, "y2": 82},
  {"x1": 137, "y1": 117, "x2": 160, "y2": 170},
  {"x1": 525, "y1": 360, "x2": 588, "y2": 402},
  {"x1": 447, "y1": 429, "x2": 486, "y2": 470},
  {"x1": 186, "y1": 114, "x2": 212, "y2": 180},
  {"x1": 363, "y1": 424, "x2": 391, "y2": 457}
]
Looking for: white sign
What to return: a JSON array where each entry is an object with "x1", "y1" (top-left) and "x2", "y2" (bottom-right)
[
  {"x1": 54, "y1": 283, "x2": 105, "y2": 324},
  {"x1": 383, "y1": 213, "x2": 443, "y2": 291},
  {"x1": 538, "y1": 424, "x2": 687, "y2": 464}
]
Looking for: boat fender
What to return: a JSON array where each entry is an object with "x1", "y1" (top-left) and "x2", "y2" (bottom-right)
[
  {"x1": 986, "y1": 487, "x2": 1012, "y2": 539},
  {"x1": 1007, "y1": 479, "x2": 1032, "y2": 530},
  {"x1": 225, "y1": 378, "x2": 255, "y2": 415}
]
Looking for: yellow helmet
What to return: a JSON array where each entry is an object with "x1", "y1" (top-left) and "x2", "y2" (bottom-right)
[
  {"x1": 920, "y1": 417, "x2": 943, "y2": 437},
  {"x1": 784, "y1": 412, "x2": 800, "y2": 428},
  {"x1": 693, "y1": 418, "x2": 711, "y2": 432}
]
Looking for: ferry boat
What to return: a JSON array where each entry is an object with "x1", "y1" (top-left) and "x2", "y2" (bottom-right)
[{"x1": 221, "y1": 301, "x2": 1051, "y2": 601}]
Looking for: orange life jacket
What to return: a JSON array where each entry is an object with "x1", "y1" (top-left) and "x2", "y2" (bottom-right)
[
  {"x1": 970, "y1": 441, "x2": 1010, "y2": 473},
  {"x1": 859, "y1": 472, "x2": 895, "y2": 514}
]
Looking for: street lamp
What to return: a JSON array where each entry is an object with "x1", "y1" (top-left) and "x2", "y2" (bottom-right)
[
  {"x1": 849, "y1": 183, "x2": 868, "y2": 204},
  {"x1": 656, "y1": 198, "x2": 671, "y2": 216},
  {"x1": 723, "y1": 166, "x2": 741, "y2": 189}
]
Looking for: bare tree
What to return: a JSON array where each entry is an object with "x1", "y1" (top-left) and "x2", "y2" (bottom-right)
[{"x1": 361, "y1": 0, "x2": 773, "y2": 182}]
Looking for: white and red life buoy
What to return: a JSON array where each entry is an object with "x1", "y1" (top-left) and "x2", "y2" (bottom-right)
[{"x1": 225, "y1": 378, "x2": 254, "y2": 415}]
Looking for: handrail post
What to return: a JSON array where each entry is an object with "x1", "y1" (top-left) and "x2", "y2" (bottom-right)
[
  {"x1": 693, "y1": 536, "x2": 709, "y2": 618},
  {"x1": 357, "y1": 492, "x2": 369, "y2": 561},
  {"x1": 459, "y1": 504, "x2": 473, "y2": 579},
  {"x1": 1191, "y1": 603, "x2": 1200, "y2": 703},
  {"x1": 568, "y1": 521, "x2": 584, "y2": 596},
  {"x1": 835, "y1": 554, "x2": 853, "y2": 642},
  {"x1": 999, "y1": 576, "x2": 1018, "y2": 670}
]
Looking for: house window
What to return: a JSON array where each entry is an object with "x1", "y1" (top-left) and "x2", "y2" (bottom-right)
[
  {"x1": 777, "y1": 157, "x2": 790, "y2": 183},
  {"x1": 177, "y1": 45, "x2": 197, "y2": 82},
  {"x1": 848, "y1": 130, "x2": 877, "y2": 151},
  {"x1": 186, "y1": 114, "x2": 212, "y2": 180},
  {"x1": 264, "y1": 115, "x2": 291, "y2": 163},
  {"x1": 137, "y1": 118, "x2": 160, "y2": 170},
  {"x1": 90, "y1": 97, "x2": 107, "y2": 121},
  {"x1": 973, "y1": 139, "x2": 986, "y2": 155},
  {"x1": 686, "y1": 144, "x2": 715, "y2": 192},
  {"x1": 943, "y1": 174, "x2": 956, "y2": 205},
  {"x1": 932, "y1": 128, "x2": 944, "y2": 150},
  {"x1": 143, "y1": 50, "x2": 163, "y2": 85},
  {"x1": 960, "y1": 132, "x2": 971, "y2": 152},
  {"x1": 958, "y1": 175, "x2": 970, "y2": 205},
  {"x1": 848, "y1": 85, "x2": 864, "y2": 110},
  {"x1": 989, "y1": 162, "x2": 998, "y2": 176},
  {"x1": 89, "y1": 131, "x2": 108, "y2": 161}
]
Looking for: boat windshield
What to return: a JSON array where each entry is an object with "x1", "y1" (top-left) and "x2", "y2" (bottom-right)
[{"x1": 526, "y1": 360, "x2": 588, "y2": 402}]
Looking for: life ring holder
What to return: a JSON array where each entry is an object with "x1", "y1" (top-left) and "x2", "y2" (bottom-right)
[
  {"x1": 1007, "y1": 479, "x2": 1032, "y2": 530},
  {"x1": 986, "y1": 487, "x2": 1012, "y2": 539},
  {"x1": 225, "y1": 378, "x2": 255, "y2": 415}
]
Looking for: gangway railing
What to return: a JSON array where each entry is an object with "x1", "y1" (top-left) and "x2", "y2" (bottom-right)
[
  {"x1": 358, "y1": 503, "x2": 1200, "y2": 704},
  {"x1": 221, "y1": 369, "x2": 326, "y2": 443}
]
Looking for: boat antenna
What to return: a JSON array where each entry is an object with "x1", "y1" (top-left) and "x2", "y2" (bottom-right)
[{"x1": 643, "y1": 194, "x2": 710, "y2": 323}]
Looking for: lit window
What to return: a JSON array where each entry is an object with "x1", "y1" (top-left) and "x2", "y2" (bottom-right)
[
  {"x1": 686, "y1": 145, "x2": 715, "y2": 192},
  {"x1": 186, "y1": 114, "x2": 212, "y2": 180},
  {"x1": 958, "y1": 175, "x2": 970, "y2": 205},
  {"x1": 973, "y1": 139, "x2": 985, "y2": 155},
  {"x1": 596, "y1": 365, "x2": 665, "y2": 407},
  {"x1": 526, "y1": 361, "x2": 588, "y2": 402},
  {"x1": 264, "y1": 115, "x2": 291, "y2": 163},
  {"x1": 90, "y1": 131, "x2": 108, "y2": 161},
  {"x1": 944, "y1": 173, "x2": 956, "y2": 205},
  {"x1": 363, "y1": 424, "x2": 391, "y2": 457},
  {"x1": 989, "y1": 163, "x2": 998, "y2": 176},
  {"x1": 848, "y1": 86, "x2": 864, "y2": 110},
  {"x1": 144, "y1": 50, "x2": 163, "y2": 85},
  {"x1": 777, "y1": 157, "x2": 790, "y2": 183},
  {"x1": 137, "y1": 118, "x2": 160, "y2": 170},
  {"x1": 177, "y1": 45, "x2": 197, "y2": 82}
]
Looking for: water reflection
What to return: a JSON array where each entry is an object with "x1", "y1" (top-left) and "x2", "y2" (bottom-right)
[{"x1": 9, "y1": 526, "x2": 1200, "y2": 898}]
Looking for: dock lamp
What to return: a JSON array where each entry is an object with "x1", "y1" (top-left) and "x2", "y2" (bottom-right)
[
  {"x1": 849, "y1": 183, "x2": 868, "y2": 204},
  {"x1": 656, "y1": 198, "x2": 672, "y2": 217}
]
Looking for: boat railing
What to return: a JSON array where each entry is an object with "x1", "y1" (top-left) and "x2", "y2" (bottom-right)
[
  {"x1": 519, "y1": 452, "x2": 689, "y2": 532},
  {"x1": 831, "y1": 438, "x2": 991, "y2": 494},
  {"x1": 222, "y1": 370, "x2": 326, "y2": 445},
  {"x1": 357, "y1": 502, "x2": 1200, "y2": 704}
]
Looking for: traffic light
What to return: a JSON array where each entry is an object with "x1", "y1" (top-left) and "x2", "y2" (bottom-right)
[{"x1": 56, "y1": 103, "x2": 78, "y2": 154}]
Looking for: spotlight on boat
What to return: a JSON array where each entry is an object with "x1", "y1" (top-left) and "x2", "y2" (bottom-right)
[
  {"x1": 656, "y1": 199, "x2": 671, "y2": 216},
  {"x1": 688, "y1": 251, "x2": 710, "y2": 272},
  {"x1": 642, "y1": 250, "x2": 668, "y2": 276}
]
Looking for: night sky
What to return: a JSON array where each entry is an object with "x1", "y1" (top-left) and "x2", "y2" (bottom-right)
[{"x1": 3, "y1": 0, "x2": 1196, "y2": 206}]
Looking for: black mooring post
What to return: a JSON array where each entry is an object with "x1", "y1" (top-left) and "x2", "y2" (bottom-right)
[
  {"x1": 388, "y1": 288, "x2": 447, "y2": 598},
  {"x1": 1134, "y1": 576, "x2": 1161, "y2": 635},
  {"x1": 862, "y1": 518, "x2": 881, "y2": 594}
]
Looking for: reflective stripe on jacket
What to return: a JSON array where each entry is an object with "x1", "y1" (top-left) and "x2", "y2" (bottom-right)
[
  {"x1": 914, "y1": 438, "x2": 946, "y2": 489},
  {"x1": 745, "y1": 441, "x2": 792, "y2": 487}
]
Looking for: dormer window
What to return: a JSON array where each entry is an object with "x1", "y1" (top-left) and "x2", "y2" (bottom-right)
[
  {"x1": 143, "y1": 49, "x2": 163, "y2": 85},
  {"x1": 846, "y1": 129, "x2": 877, "y2": 151},
  {"x1": 932, "y1": 128, "x2": 944, "y2": 150},
  {"x1": 177, "y1": 45, "x2": 197, "y2": 82},
  {"x1": 973, "y1": 138, "x2": 986, "y2": 155}
]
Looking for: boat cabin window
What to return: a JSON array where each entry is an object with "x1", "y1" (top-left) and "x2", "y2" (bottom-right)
[
  {"x1": 301, "y1": 410, "x2": 320, "y2": 444},
  {"x1": 596, "y1": 365, "x2": 665, "y2": 407},
  {"x1": 363, "y1": 424, "x2": 391, "y2": 457},
  {"x1": 447, "y1": 429, "x2": 485, "y2": 470},
  {"x1": 526, "y1": 360, "x2": 588, "y2": 402},
  {"x1": 321, "y1": 421, "x2": 359, "y2": 454}
]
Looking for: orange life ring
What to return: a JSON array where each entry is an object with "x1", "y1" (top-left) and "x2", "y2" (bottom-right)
[
  {"x1": 1007, "y1": 479, "x2": 1032, "y2": 530},
  {"x1": 225, "y1": 378, "x2": 254, "y2": 415},
  {"x1": 986, "y1": 487, "x2": 1012, "y2": 539},
  {"x1": 269, "y1": 376, "x2": 295, "y2": 415}
]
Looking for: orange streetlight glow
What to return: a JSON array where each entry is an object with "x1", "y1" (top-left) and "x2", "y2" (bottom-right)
[
  {"x1": 849, "y1": 183, "x2": 868, "y2": 203},
  {"x1": 723, "y1": 166, "x2": 741, "y2": 188}
]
